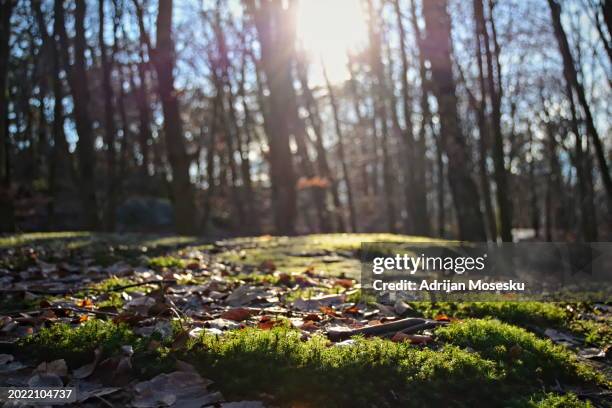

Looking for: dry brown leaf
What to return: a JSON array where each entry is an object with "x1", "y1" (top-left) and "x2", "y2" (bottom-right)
[
  {"x1": 221, "y1": 307, "x2": 257, "y2": 322},
  {"x1": 335, "y1": 278, "x2": 354, "y2": 289},
  {"x1": 434, "y1": 313, "x2": 451, "y2": 322}
]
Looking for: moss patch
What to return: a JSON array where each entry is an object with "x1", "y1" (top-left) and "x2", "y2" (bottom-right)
[{"x1": 435, "y1": 319, "x2": 606, "y2": 386}]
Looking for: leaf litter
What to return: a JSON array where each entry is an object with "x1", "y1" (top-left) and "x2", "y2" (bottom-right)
[{"x1": 0, "y1": 237, "x2": 610, "y2": 406}]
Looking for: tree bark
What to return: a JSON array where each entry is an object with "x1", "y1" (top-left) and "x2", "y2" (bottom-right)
[
  {"x1": 392, "y1": 0, "x2": 429, "y2": 236},
  {"x1": 474, "y1": 0, "x2": 512, "y2": 242},
  {"x1": 151, "y1": 0, "x2": 198, "y2": 234},
  {"x1": 296, "y1": 61, "x2": 346, "y2": 232},
  {"x1": 56, "y1": 0, "x2": 101, "y2": 230},
  {"x1": 548, "y1": 0, "x2": 612, "y2": 204},
  {"x1": 421, "y1": 0, "x2": 487, "y2": 241},
  {"x1": 367, "y1": 0, "x2": 397, "y2": 233},
  {"x1": 323, "y1": 66, "x2": 358, "y2": 234},
  {"x1": 248, "y1": 0, "x2": 297, "y2": 235},
  {"x1": 99, "y1": 0, "x2": 117, "y2": 231},
  {"x1": 0, "y1": 0, "x2": 15, "y2": 232}
]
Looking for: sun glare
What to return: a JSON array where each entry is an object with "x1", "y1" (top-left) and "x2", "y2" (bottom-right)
[{"x1": 296, "y1": 0, "x2": 368, "y2": 84}]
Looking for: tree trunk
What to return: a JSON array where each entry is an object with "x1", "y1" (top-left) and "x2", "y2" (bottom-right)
[
  {"x1": 238, "y1": 51, "x2": 261, "y2": 235},
  {"x1": 603, "y1": 0, "x2": 612, "y2": 40},
  {"x1": 248, "y1": 0, "x2": 297, "y2": 235},
  {"x1": 210, "y1": 15, "x2": 248, "y2": 231},
  {"x1": 33, "y1": 0, "x2": 73, "y2": 226},
  {"x1": 323, "y1": 66, "x2": 358, "y2": 234},
  {"x1": 421, "y1": 0, "x2": 487, "y2": 241},
  {"x1": 548, "y1": 0, "x2": 612, "y2": 204},
  {"x1": 57, "y1": 0, "x2": 100, "y2": 230},
  {"x1": 526, "y1": 126, "x2": 540, "y2": 238},
  {"x1": 0, "y1": 0, "x2": 15, "y2": 232},
  {"x1": 474, "y1": 0, "x2": 512, "y2": 242},
  {"x1": 564, "y1": 81, "x2": 598, "y2": 241},
  {"x1": 296, "y1": 58, "x2": 345, "y2": 232},
  {"x1": 392, "y1": 0, "x2": 429, "y2": 236},
  {"x1": 367, "y1": 0, "x2": 397, "y2": 233},
  {"x1": 468, "y1": 0, "x2": 497, "y2": 241},
  {"x1": 99, "y1": 0, "x2": 117, "y2": 231},
  {"x1": 151, "y1": 0, "x2": 198, "y2": 234}
]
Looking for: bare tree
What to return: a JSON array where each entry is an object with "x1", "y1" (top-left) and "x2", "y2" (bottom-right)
[
  {"x1": 150, "y1": 0, "x2": 198, "y2": 234},
  {"x1": 56, "y1": 0, "x2": 101, "y2": 229},
  {"x1": 422, "y1": 0, "x2": 487, "y2": 241},
  {"x1": 247, "y1": 0, "x2": 298, "y2": 235},
  {"x1": 0, "y1": 0, "x2": 14, "y2": 232},
  {"x1": 548, "y1": 0, "x2": 612, "y2": 205}
]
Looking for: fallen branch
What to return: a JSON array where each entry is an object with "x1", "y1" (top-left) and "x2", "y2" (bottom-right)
[{"x1": 327, "y1": 317, "x2": 447, "y2": 341}]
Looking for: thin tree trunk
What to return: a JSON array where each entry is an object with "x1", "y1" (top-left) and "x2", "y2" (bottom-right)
[
  {"x1": 565, "y1": 81, "x2": 597, "y2": 241},
  {"x1": 34, "y1": 0, "x2": 71, "y2": 225},
  {"x1": 151, "y1": 0, "x2": 198, "y2": 234},
  {"x1": 238, "y1": 51, "x2": 260, "y2": 235},
  {"x1": 421, "y1": 0, "x2": 486, "y2": 241},
  {"x1": 549, "y1": 0, "x2": 612, "y2": 204},
  {"x1": 469, "y1": 0, "x2": 498, "y2": 241},
  {"x1": 475, "y1": 0, "x2": 512, "y2": 242},
  {"x1": 56, "y1": 0, "x2": 100, "y2": 230},
  {"x1": 323, "y1": 66, "x2": 358, "y2": 234},
  {"x1": 527, "y1": 126, "x2": 540, "y2": 238},
  {"x1": 392, "y1": 0, "x2": 429, "y2": 236},
  {"x1": 296, "y1": 58, "x2": 345, "y2": 232},
  {"x1": 210, "y1": 16, "x2": 247, "y2": 231},
  {"x1": 99, "y1": 0, "x2": 117, "y2": 231},
  {"x1": 0, "y1": 0, "x2": 15, "y2": 232},
  {"x1": 367, "y1": 0, "x2": 397, "y2": 233},
  {"x1": 347, "y1": 57, "x2": 371, "y2": 198}
]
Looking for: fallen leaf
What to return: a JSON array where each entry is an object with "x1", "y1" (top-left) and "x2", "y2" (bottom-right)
[
  {"x1": 544, "y1": 328, "x2": 581, "y2": 346},
  {"x1": 257, "y1": 316, "x2": 277, "y2": 330},
  {"x1": 343, "y1": 305, "x2": 360, "y2": 315},
  {"x1": 73, "y1": 348, "x2": 102, "y2": 379},
  {"x1": 301, "y1": 320, "x2": 319, "y2": 331},
  {"x1": 335, "y1": 278, "x2": 354, "y2": 289},
  {"x1": 221, "y1": 307, "x2": 257, "y2": 322},
  {"x1": 36, "y1": 359, "x2": 68, "y2": 377},
  {"x1": 301, "y1": 314, "x2": 319, "y2": 323},
  {"x1": 78, "y1": 298, "x2": 94, "y2": 309},
  {"x1": 0, "y1": 354, "x2": 13, "y2": 365},
  {"x1": 259, "y1": 260, "x2": 276, "y2": 272},
  {"x1": 434, "y1": 313, "x2": 451, "y2": 322},
  {"x1": 28, "y1": 373, "x2": 63, "y2": 387},
  {"x1": 132, "y1": 371, "x2": 222, "y2": 408},
  {"x1": 394, "y1": 299, "x2": 413, "y2": 316},
  {"x1": 206, "y1": 318, "x2": 241, "y2": 330},
  {"x1": 578, "y1": 347, "x2": 606, "y2": 359}
]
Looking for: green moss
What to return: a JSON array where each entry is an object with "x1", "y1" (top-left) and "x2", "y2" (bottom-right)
[
  {"x1": 148, "y1": 256, "x2": 185, "y2": 269},
  {"x1": 508, "y1": 393, "x2": 592, "y2": 408},
  {"x1": 569, "y1": 319, "x2": 612, "y2": 348},
  {"x1": 218, "y1": 233, "x2": 439, "y2": 278},
  {"x1": 19, "y1": 320, "x2": 140, "y2": 367},
  {"x1": 186, "y1": 327, "x2": 501, "y2": 407},
  {"x1": 0, "y1": 231, "x2": 92, "y2": 248},
  {"x1": 412, "y1": 302, "x2": 568, "y2": 327},
  {"x1": 435, "y1": 319, "x2": 606, "y2": 386}
]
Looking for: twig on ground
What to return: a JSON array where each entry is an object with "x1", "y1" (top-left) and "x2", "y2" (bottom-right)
[{"x1": 327, "y1": 317, "x2": 448, "y2": 341}]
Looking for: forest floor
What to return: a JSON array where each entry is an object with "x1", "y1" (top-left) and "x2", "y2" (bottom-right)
[{"x1": 0, "y1": 232, "x2": 610, "y2": 407}]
